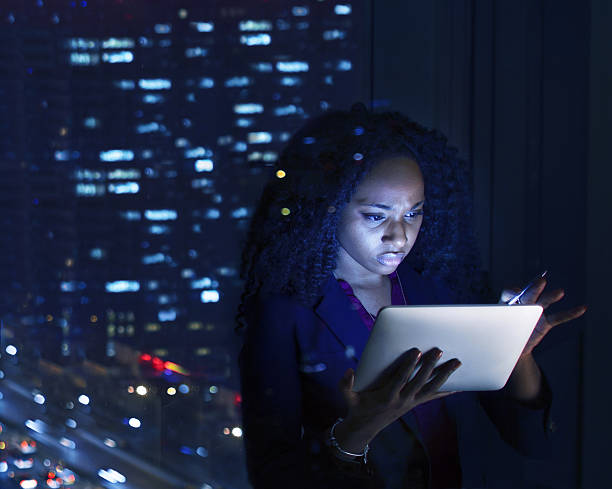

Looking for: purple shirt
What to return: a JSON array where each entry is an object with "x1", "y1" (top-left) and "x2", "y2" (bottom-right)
[{"x1": 336, "y1": 270, "x2": 406, "y2": 330}]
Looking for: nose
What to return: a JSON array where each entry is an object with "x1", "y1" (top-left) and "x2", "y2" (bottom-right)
[{"x1": 382, "y1": 219, "x2": 408, "y2": 248}]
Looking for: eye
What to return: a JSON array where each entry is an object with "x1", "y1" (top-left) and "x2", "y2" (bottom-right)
[
  {"x1": 362, "y1": 213, "x2": 384, "y2": 222},
  {"x1": 405, "y1": 209, "x2": 424, "y2": 220}
]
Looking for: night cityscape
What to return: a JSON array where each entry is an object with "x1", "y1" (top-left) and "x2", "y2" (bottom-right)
[{"x1": 0, "y1": 1, "x2": 368, "y2": 487}]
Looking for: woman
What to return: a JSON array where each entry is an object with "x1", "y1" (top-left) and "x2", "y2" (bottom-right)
[{"x1": 237, "y1": 103, "x2": 586, "y2": 488}]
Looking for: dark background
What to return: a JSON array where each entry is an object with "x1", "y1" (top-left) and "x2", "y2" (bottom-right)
[{"x1": 373, "y1": 1, "x2": 610, "y2": 488}]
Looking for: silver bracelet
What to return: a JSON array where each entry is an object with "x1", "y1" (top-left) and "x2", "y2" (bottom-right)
[{"x1": 328, "y1": 417, "x2": 370, "y2": 464}]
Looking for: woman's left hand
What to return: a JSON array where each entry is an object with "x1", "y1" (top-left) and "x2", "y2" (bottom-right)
[
  {"x1": 500, "y1": 276, "x2": 587, "y2": 358},
  {"x1": 498, "y1": 276, "x2": 586, "y2": 402}
]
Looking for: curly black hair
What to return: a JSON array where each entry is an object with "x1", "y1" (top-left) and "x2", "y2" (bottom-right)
[{"x1": 236, "y1": 102, "x2": 486, "y2": 332}]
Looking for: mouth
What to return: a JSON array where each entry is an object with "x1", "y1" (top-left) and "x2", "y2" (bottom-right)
[{"x1": 376, "y1": 252, "x2": 406, "y2": 267}]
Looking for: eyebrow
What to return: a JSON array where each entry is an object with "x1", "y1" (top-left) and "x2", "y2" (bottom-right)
[{"x1": 357, "y1": 200, "x2": 425, "y2": 211}]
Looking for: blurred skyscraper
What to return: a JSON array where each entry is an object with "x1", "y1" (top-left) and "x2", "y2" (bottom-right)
[{"x1": 0, "y1": 0, "x2": 369, "y2": 386}]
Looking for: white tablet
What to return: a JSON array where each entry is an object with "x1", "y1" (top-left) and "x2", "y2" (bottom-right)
[{"x1": 352, "y1": 304, "x2": 543, "y2": 392}]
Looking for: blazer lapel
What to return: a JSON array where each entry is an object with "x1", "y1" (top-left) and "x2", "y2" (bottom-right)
[{"x1": 313, "y1": 274, "x2": 371, "y2": 365}]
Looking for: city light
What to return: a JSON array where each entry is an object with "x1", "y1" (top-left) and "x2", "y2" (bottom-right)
[
  {"x1": 105, "y1": 281, "x2": 140, "y2": 293},
  {"x1": 78, "y1": 394, "x2": 90, "y2": 405},
  {"x1": 5, "y1": 345, "x2": 17, "y2": 356},
  {"x1": 136, "y1": 385, "x2": 147, "y2": 396},
  {"x1": 167, "y1": 387, "x2": 176, "y2": 395},
  {"x1": 232, "y1": 427, "x2": 243, "y2": 437},
  {"x1": 128, "y1": 418, "x2": 141, "y2": 428},
  {"x1": 200, "y1": 290, "x2": 220, "y2": 303}
]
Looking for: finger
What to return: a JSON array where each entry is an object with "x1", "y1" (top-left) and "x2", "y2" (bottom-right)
[
  {"x1": 537, "y1": 288, "x2": 565, "y2": 309},
  {"x1": 388, "y1": 348, "x2": 422, "y2": 398},
  {"x1": 418, "y1": 359, "x2": 462, "y2": 398},
  {"x1": 427, "y1": 390, "x2": 459, "y2": 401},
  {"x1": 405, "y1": 348, "x2": 443, "y2": 392},
  {"x1": 546, "y1": 305, "x2": 587, "y2": 328},
  {"x1": 520, "y1": 277, "x2": 547, "y2": 304}
]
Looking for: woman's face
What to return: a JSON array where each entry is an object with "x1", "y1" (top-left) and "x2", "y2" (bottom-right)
[{"x1": 334, "y1": 156, "x2": 425, "y2": 284}]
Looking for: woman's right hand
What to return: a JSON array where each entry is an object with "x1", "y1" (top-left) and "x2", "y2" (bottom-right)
[{"x1": 334, "y1": 347, "x2": 461, "y2": 453}]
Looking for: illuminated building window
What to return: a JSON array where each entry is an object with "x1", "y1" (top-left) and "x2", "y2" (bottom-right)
[
  {"x1": 231, "y1": 207, "x2": 250, "y2": 219},
  {"x1": 83, "y1": 116, "x2": 100, "y2": 128},
  {"x1": 184, "y1": 146, "x2": 212, "y2": 158},
  {"x1": 274, "y1": 105, "x2": 299, "y2": 116},
  {"x1": 100, "y1": 150, "x2": 134, "y2": 162},
  {"x1": 225, "y1": 76, "x2": 251, "y2": 87},
  {"x1": 149, "y1": 225, "x2": 170, "y2": 235},
  {"x1": 143, "y1": 94, "x2": 165, "y2": 104},
  {"x1": 113, "y1": 80, "x2": 135, "y2": 90},
  {"x1": 247, "y1": 151, "x2": 278, "y2": 163},
  {"x1": 135, "y1": 122, "x2": 162, "y2": 134},
  {"x1": 154, "y1": 23, "x2": 172, "y2": 34},
  {"x1": 76, "y1": 183, "x2": 105, "y2": 197},
  {"x1": 204, "y1": 209, "x2": 220, "y2": 219},
  {"x1": 240, "y1": 34, "x2": 271, "y2": 46},
  {"x1": 89, "y1": 248, "x2": 106, "y2": 259},
  {"x1": 102, "y1": 37, "x2": 135, "y2": 49},
  {"x1": 250, "y1": 62, "x2": 273, "y2": 72},
  {"x1": 102, "y1": 51, "x2": 134, "y2": 63},
  {"x1": 292, "y1": 6, "x2": 309, "y2": 16},
  {"x1": 108, "y1": 182, "x2": 139, "y2": 194},
  {"x1": 194, "y1": 159, "x2": 213, "y2": 172},
  {"x1": 55, "y1": 150, "x2": 80, "y2": 161},
  {"x1": 65, "y1": 38, "x2": 99, "y2": 49},
  {"x1": 107, "y1": 169, "x2": 141, "y2": 180},
  {"x1": 153, "y1": 348, "x2": 168, "y2": 357},
  {"x1": 235, "y1": 118, "x2": 254, "y2": 127},
  {"x1": 323, "y1": 29, "x2": 347, "y2": 40},
  {"x1": 138, "y1": 79, "x2": 172, "y2": 90},
  {"x1": 145, "y1": 209, "x2": 177, "y2": 221},
  {"x1": 120, "y1": 210, "x2": 141, "y2": 221},
  {"x1": 188, "y1": 322, "x2": 203, "y2": 331},
  {"x1": 147, "y1": 281, "x2": 160, "y2": 290},
  {"x1": 105, "y1": 281, "x2": 140, "y2": 293},
  {"x1": 335, "y1": 4, "x2": 352, "y2": 15},
  {"x1": 231, "y1": 141, "x2": 247, "y2": 152},
  {"x1": 233, "y1": 103, "x2": 263, "y2": 114},
  {"x1": 198, "y1": 78, "x2": 214, "y2": 88},
  {"x1": 142, "y1": 253, "x2": 165, "y2": 265},
  {"x1": 74, "y1": 169, "x2": 103, "y2": 180},
  {"x1": 200, "y1": 290, "x2": 220, "y2": 303},
  {"x1": 181, "y1": 269, "x2": 195, "y2": 278},
  {"x1": 276, "y1": 61, "x2": 309, "y2": 72},
  {"x1": 190, "y1": 21, "x2": 214, "y2": 32},
  {"x1": 247, "y1": 132, "x2": 272, "y2": 144},
  {"x1": 190, "y1": 277, "x2": 217, "y2": 289},
  {"x1": 217, "y1": 267, "x2": 237, "y2": 277},
  {"x1": 195, "y1": 347, "x2": 211, "y2": 356},
  {"x1": 185, "y1": 47, "x2": 208, "y2": 58},
  {"x1": 191, "y1": 178, "x2": 212, "y2": 189},
  {"x1": 145, "y1": 323, "x2": 161, "y2": 332},
  {"x1": 239, "y1": 20, "x2": 272, "y2": 31},
  {"x1": 280, "y1": 77, "x2": 302, "y2": 86}
]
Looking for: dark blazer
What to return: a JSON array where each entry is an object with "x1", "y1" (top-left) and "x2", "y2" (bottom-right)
[{"x1": 239, "y1": 265, "x2": 556, "y2": 489}]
